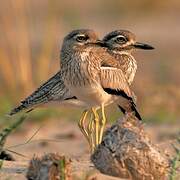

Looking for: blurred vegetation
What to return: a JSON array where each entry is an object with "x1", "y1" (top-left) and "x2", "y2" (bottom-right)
[
  {"x1": 169, "y1": 138, "x2": 180, "y2": 180},
  {"x1": 0, "y1": 0, "x2": 180, "y2": 124},
  {"x1": 0, "y1": 116, "x2": 26, "y2": 150}
]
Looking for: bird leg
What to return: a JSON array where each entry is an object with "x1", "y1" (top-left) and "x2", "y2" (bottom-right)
[
  {"x1": 99, "y1": 103, "x2": 106, "y2": 144},
  {"x1": 87, "y1": 113, "x2": 95, "y2": 153},
  {"x1": 92, "y1": 108, "x2": 100, "y2": 147},
  {"x1": 78, "y1": 107, "x2": 105, "y2": 152},
  {"x1": 78, "y1": 110, "x2": 90, "y2": 144}
]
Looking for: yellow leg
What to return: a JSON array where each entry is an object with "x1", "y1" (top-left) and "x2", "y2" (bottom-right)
[
  {"x1": 87, "y1": 113, "x2": 95, "y2": 153},
  {"x1": 78, "y1": 110, "x2": 89, "y2": 143},
  {"x1": 88, "y1": 113, "x2": 95, "y2": 153},
  {"x1": 99, "y1": 104, "x2": 106, "y2": 144},
  {"x1": 92, "y1": 108, "x2": 99, "y2": 147}
]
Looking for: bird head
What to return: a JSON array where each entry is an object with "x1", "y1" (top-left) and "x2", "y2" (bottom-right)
[
  {"x1": 61, "y1": 29, "x2": 105, "y2": 52},
  {"x1": 103, "y1": 30, "x2": 154, "y2": 53}
]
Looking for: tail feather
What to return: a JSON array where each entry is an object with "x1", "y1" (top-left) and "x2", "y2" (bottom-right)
[
  {"x1": 130, "y1": 103, "x2": 142, "y2": 120},
  {"x1": 9, "y1": 71, "x2": 64, "y2": 116},
  {"x1": 118, "y1": 101, "x2": 142, "y2": 121},
  {"x1": 118, "y1": 105, "x2": 126, "y2": 114},
  {"x1": 9, "y1": 104, "x2": 28, "y2": 116}
]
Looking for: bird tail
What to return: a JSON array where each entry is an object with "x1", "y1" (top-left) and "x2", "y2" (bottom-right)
[
  {"x1": 130, "y1": 102, "x2": 142, "y2": 120},
  {"x1": 118, "y1": 100, "x2": 142, "y2": 121},
  {"x1": 9, "y1": 72, "x2": 62, "y2": 116},
  {"x1": 9, "y1": 104, "x2": 33, "y2": 116}
]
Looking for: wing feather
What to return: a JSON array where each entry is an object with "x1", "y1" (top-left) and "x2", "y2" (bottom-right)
[
  {"x1": 100, "y1": 67, "x2": 132, "y2": 98},
  {"x1": 99, "y1": 67, "x2": 141, "y2": 120}
]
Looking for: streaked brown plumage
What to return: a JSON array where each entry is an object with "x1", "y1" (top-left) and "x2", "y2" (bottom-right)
[
  {"x1": 9, "y1": 29, "x2": 154, "y2": 151},
  {"x1": 9, "y1": 71, "x2": 73, "y2": 115},
  {"x1": 102, "y1": 30, "x2": 154, "y2": 85},
  {"x1": 59, "y1": 29, "x2": 141, "y2": 149},
  {"x1": 9, "y1": 30, "x2": 154, "y2": 116}
]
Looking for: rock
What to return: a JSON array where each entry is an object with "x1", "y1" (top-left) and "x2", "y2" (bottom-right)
[{"x1": 91, "y1": 114, "x2": 170, "y2": 180}]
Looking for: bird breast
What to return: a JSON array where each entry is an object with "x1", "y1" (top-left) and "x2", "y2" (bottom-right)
[
  {"x1": 61, "y1": 50, "x2": 112, "y2": 107},
  {"x1": 69, "y1": 84, "x2": 113, "y2": 107}
]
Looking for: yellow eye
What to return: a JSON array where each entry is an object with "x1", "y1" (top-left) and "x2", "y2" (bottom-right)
[
  {"x1": 76, "y1": 35, "x2": 88, "y2": 42},
  {"x1": 115, "y1": 35, "x2": 127, "y2": 44}
]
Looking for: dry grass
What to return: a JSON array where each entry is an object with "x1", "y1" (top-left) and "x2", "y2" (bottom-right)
[
  {"x1": 0, "y1": 115, "x2": 27, "y2": 154},
  {"x1": 0, "y1": 0, "x2": 61, "y2": 100}
]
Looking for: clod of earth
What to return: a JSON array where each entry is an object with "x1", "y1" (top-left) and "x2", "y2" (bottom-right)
[{"x1": 91, "y1": 114, "x2": 170, "y2": 180}]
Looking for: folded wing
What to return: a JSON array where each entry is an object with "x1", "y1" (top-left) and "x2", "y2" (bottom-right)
[{"x1": 100, "y1": 67, "x2": 142, "y2": 120}]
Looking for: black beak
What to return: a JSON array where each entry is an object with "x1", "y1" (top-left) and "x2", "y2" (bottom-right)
[
  {"x1": 133, "y1": 42, "x2": 154, "y2": 50},
  {"x1": 94, "y1": 40, "x2": 108, "y2": 47}
]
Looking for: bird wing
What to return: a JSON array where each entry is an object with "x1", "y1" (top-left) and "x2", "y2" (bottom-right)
[
  {"x1": 100, "y1": 67, "x2": 133, "y2": 99},
  {"x1": 9, "y1": 71, "x2": 75, "y2": 115},
  {"x1": 100, "y1": 66, "x2": 141, "y2": 120},
  {"x1": 99, "y1": 66, "x2": 141, "y2": 120}
]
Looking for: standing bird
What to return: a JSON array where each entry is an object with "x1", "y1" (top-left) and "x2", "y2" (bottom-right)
[
  {"x1": 9, "y1": 30, "x2": 154, "y2": 116},
  {"x1": 9, "y1": 29, "x2": 153, "y2": 151},
  {"x1": 59, "y1": 29, "x2": 141, "y2": 149}
]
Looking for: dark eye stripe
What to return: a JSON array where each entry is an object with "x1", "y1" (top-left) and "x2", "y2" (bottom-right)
[
  {"x1": 67, "y1": 32, "x2": 80, "y2": 40},
  {"x1": 103, "y1": 34, "x2": 118, "y2": 42}
]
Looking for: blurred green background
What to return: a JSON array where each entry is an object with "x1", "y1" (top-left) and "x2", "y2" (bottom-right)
[{"x1": 0, "y1": 0, "x2": 180, "y2": 124}]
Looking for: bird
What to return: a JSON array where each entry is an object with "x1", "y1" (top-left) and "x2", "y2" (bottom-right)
[
  {"x1": 9, "y1": 30, "x2": 103, "y2": 151},
  {"x1": 59, "y1": 29, "x2": 142, "y2": 150},
  {"x1": 9, "y1": 30, "x2": 154, "y2": 116},
  {"x1": 9, "y1": 29, "x2": 154, "y2": 151}
]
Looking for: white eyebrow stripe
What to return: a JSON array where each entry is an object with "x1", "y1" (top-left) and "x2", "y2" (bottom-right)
[
  {"x1": 116, "y1": 35, "x2": 126, "y2": 38},
  {"x1": 112, "y1": 35, "x2": 126, "y2": 40},
  {"x1": 75, "y1": 34, "x2": 86, "y2": 37},
  {"x1": 100, "y1": 67, "x2": 118, "y2": 70}
]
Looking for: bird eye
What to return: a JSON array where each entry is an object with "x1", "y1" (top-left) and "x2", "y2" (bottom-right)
[
  {"x1": 76, "y1": 35, "x2": 88, "y2": 42},
  {"x1": 115, "y1": 35, "x2": 127, "y2": 44}
]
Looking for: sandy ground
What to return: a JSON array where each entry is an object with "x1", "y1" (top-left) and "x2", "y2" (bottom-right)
[{"x1": 0, "y1": 118, "x2": 179, "y2": 179}]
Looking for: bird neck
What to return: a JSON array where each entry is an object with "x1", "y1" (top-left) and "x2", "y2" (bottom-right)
[{"x1": 60, "y1": 48, "x2": 99, "y2": 87}]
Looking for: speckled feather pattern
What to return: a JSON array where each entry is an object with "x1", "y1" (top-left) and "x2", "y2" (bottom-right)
[
  {"x1": 9, "y1": 30, "x2": 138, "y2": 115},
  {"x1": 111, "y1": 52, "x2": 137, "y2": 85},
  {"x1": 59, "y1": 44, "x2": 135, "y2": 109},
  {"x1": 101, "y1": 51, "x2": 137, "y2": 85},
  {"x1": 60, "y1": 49, "x2": 100, "y2": 88},
  {"x1": 9, "y1": 47, "x2": 136, "y2": 115}
]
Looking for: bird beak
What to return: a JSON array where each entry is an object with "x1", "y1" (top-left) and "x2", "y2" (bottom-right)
[
  {"x1": 94, "y1": 40, "x2": 108, "y2": 47},
  {"x1": 133, "y1": 42, "x2": 154, "y2": 50}
]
